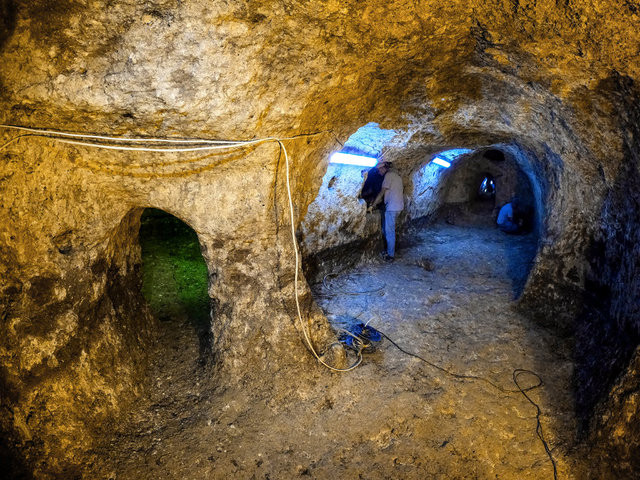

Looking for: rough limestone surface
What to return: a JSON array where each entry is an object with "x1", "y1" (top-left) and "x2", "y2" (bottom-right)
[{"x1": 0, "y1": 0, "x2": 639, "y2": 477}]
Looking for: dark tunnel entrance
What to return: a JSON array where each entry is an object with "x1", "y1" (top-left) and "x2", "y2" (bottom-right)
[{"x1": 139, "y1": 208, "x2": 212, "y2": 363}]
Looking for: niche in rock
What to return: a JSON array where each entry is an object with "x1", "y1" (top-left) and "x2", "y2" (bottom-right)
[
  {"x1": 300, "y1": 122, "x2": 397, "y2": 280},
  {"x1": 139, "y1": 208, "x2": 212, "y2": 363}
]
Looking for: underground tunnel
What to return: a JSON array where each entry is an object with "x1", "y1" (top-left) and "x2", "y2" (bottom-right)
[{"x1": 1, "y1": 1, "x2": 640, "y2": 479}]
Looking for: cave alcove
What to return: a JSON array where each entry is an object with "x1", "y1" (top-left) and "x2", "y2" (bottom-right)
[
  {"x1": 403, "y1": 144, "x2": 541, "y2": 298},
  {"x1": 138, "y1": 207, "x2": 213, "y2": 365},
  {"x1": 477, "y1": 173, "x2": 495, "y2": 201},
  {"x1": 435, "y1": 148, "x2": 537, "y2": 232},
  {"x1": 300, "y1": 122, "x2": 398, "y2": 281}
]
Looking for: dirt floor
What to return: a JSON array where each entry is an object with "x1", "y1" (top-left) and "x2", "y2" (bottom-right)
[{"x1": 86, "y1": 222, "x2": 590, "y2": 479}]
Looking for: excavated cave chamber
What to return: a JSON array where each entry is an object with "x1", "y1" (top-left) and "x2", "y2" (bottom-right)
[
  {"x1": 409, "y1": 146, "x2": 540, "y2": 297},
  {"x1": 300, "y1": 115, "x2": 640, "y2": 477},
  {"x1": 302, "y1": 143, "x2": 544, "y2": 298},
  {"x1": 1, "y1": 0, "x2": 640, "y2": 477}
]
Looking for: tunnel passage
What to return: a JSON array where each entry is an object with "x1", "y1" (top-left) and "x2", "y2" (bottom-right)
[
  {"x1": 138, "y1": 208, "x2": 213, "y2": 364},
  {"x1": 434, "y1": 149, "x2": 536, "y2": 231},
  {"x1": 407, "y1": 146, "x2": 541, "y2": 297},
  {"x1": 302, "y1": 141, "x2": 544, "y2": 300}
]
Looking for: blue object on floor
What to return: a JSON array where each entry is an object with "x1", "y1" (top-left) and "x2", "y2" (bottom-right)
[{"x1": 339, "y1": 322, "x2": 382, "y2": 353}]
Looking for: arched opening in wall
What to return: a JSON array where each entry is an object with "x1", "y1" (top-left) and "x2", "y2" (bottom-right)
[
  {"x1": 139, "y1": 208, "x2": 212, "y2": 364},
  {"x1": 408, "y1": 146, "x2": 540, "y2": 298},
  {"x1": 438, "y1": 149, "x2": 536, "y2": 230}
]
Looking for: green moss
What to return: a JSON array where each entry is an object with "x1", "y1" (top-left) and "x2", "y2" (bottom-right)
[{"x1": 139, "y1": 209, "x2": 209, "y2": 326}]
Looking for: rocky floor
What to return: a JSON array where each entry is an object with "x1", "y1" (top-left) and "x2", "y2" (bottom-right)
[{"x1": 86, "y1": 223, "x2": 590, "y2": 479}]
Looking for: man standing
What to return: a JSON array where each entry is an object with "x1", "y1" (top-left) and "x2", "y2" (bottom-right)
[{"x1": 369, "y1": 161, "x2": 404, "y2": 261}]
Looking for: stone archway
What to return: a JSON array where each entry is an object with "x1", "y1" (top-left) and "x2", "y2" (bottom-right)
[
  {"x1": 405, "y1": 145, "x2": 543, "y2": 298},
  {"x1": 138, "y1": 207, "x2": 213, "y2": 364}
]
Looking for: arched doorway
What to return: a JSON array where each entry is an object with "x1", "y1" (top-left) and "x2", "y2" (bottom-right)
[
  {"x1": 436, "y1": 149, "x2": 536, "y2": 230},
  {"x1": 408, "y1": 146, "x2": 540, "y2": 298},
  {"x1": 139, "y1": 208, "x2": 212, "y2": 363}
]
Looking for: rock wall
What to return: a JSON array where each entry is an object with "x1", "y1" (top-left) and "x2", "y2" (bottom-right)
[
  {"x1": 0, "y1": 138, "x2": 339, "y2": 477},
  {"x1": 0, "y1": 142, "x2": 157, "y2": 476},
  {"x1": 590, "y1": 347, "x2": 640, "y2": 478},
  {"x1": 575, "y1": 74, "x2": 640, "y2": 477}
]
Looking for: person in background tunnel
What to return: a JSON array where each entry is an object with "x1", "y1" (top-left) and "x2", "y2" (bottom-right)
[
  {"x1": 369, "y1": 161, "x2": 404, "y2": 261},
  {"x1": 497, "y1": 197, "x2": 522, "y2": 233}
]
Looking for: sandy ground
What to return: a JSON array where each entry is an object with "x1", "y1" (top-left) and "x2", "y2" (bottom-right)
[{"x1": 87, "y1": 223, "x2": 589, "y2": 479}]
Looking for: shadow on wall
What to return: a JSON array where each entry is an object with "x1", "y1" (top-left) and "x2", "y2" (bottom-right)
[
  {"x1": 0, "y1": 0, "x2": 17, "y2": 48},
  {"x1": 571, "y1": 73, "x2": 640, "y2": 478},
  {"x1": 576, "y1": 152, "x2": 640, "y2": 422},
  {"x1": 138, "y1": 208, "x2": 213, "y2": 364},
  {"x1": 0, "y1": 427, "x2": 33, "y2": 480},
  {"x1": 503, "y1": 231, "x2": 539, "y2": 298},
  {"x1": 300, "y1": 162, "x2": 382, "y2": 281}
]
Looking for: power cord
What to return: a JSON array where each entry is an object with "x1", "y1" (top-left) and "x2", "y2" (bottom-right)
[
  {"x1": 513, "y1": 368, "x2": 559, "y2": 479},
  {"x1": 372, "y1": 325, "x2": 558, "y2": 480}
]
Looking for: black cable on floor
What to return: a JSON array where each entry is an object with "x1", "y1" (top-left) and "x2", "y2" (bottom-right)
[
  {"x1": 320, "y1": 268, "x2": 559, "y2": 478},
  {"x1": 377, "y1": 328, "x2": 559, "y2": 480},
  {"x1": 378, "y1": 330, "x2": 540, "y2": 394},
  {"x1": 513, "y1": 369, "x2": 559, "y2": 480}
]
